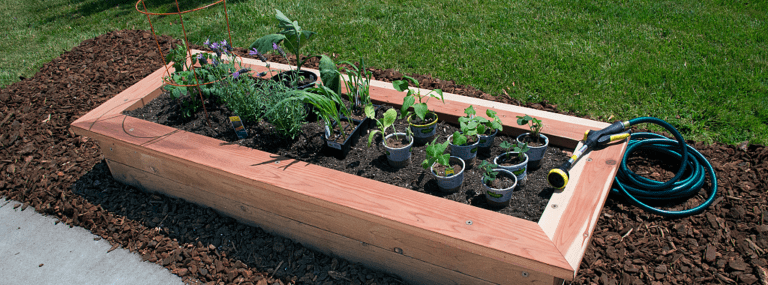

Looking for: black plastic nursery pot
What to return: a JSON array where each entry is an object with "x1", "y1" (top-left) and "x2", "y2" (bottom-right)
[
  {"x1": 322, "y1": 118, "x2": 364, "y2": 158},
  {"x1": 271, "y1": 69, "x2": 318, "y2": 90}
]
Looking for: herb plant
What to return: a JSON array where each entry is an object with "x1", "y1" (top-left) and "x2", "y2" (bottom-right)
[
  {"x1": 517, "y1": 114, "x2": 543, "y2": 137},
  {"x1": 421, "y1": 138, "x2": 452, "y2": 172},
  {"x1": 393, "y1": 75, "x2": 444, "y2": 121},
  {"x1": 164, "y1": 39, "x2": 249, "y2": 118},
  {"x1": 366, "y1": 107, "x2": 400, "y2": 147},
  {"x1": 499, "y1": 141, "x2": 529, "y2": 161},
  {"x1": 478, "y1": 160, "x2": 500, "y2": 184},
  {"x1": 249, "y1": 10, "x2": 316, "y2": 83}
]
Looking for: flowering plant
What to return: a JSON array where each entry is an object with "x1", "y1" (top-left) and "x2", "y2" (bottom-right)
[{"x1": 163, "y1": 39, "x2": 251, "y2": 117}]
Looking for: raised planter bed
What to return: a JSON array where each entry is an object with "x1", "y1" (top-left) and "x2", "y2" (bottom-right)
[{"x1": 70, "y1": 52, "x2": 627, "y2": 285}]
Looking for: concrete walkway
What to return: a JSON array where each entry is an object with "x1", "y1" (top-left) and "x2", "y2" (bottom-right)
[{"x1": 0, "y1": 198, "x2": 183, "y2": 285}]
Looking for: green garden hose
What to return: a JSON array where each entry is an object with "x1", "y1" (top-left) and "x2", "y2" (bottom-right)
[
  {"x1": 547, "y1": 117, "x2": 718, "y2": 218},
  {"x1": 611, "y1": 117, "x2": 718, "y2": 218}
]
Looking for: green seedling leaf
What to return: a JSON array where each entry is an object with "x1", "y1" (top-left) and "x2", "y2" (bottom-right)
[
  {"x1": 412, "y1": 103, "x2": 429, "y2": 121},
  {"x1": 464, "y1": 105, "x2": 476, "y2": 117},
  {"x1": 249, "y1": 34, "x2": 287, "y2": 56},
  {"x1": 393, "y1": 80, "x2": 410, "y2": 92},
  {"x1": 365, "y1": 104, "x2": 376, "y2": 120},
  {"x1": 451, "y1": 131, "x2": 467, "y2": 146},
  {"x1": 319, "y1": 55, "x2": 340, "y2": 95},
  {"x1": 400, "y1": 95, "x2": 415, "y2": 119}
]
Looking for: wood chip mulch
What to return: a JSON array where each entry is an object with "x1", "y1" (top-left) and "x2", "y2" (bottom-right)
[{"x1": 1, "y1": 29, "x2": 767, "y2": 284}]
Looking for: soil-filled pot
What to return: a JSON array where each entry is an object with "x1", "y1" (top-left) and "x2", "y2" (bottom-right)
[
  {"x1": 482, "y1": 169, "x2": 519, "y2": 207},
  {"x1": 447, "y1": 134, "x2": 480, "y2": 164},
  {"x1": 408, "y1": 112, "x2": 438, "y2": 145},
  {"x1": 323, "y1": 119, "x2": 363, "y2": 158},
  {"x1": 494, "y1": 152, "x2": 528, "y2": 184},
  {"x1": 477, "y1": 129, "x2": 498, "y2": 149},
  {"x1": 516, "y1": 133, "x2": 549, "y2": 169},
  {"x1": 271, "y1": 70, "x2": 318, "y2": 90},
  {"x1": 383, "y1": 133, "x2": 414, "y2": 168},
  {"x1": 430, "y1": 156, "x2": 465, "y2": 193}
]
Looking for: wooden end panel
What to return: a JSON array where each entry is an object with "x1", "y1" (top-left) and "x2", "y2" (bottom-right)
[
  {"x1": 73, "y1": 64, "x2": 171, "y2": 127},
  {"x1": 544, "y1": 141, "x2": 627, "y2": 277},
  {"x1": 104, "y1": 159, "x2": 510, "y2": 285}
]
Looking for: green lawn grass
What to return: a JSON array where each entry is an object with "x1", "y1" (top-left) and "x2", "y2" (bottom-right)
[{"x1": 2, "y1": 0, "x2": 766, "y2": 145}]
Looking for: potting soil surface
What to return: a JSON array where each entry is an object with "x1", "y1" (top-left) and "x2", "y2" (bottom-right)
[
  {"x1": 125, "y1": 92, "x2": 569, "y2": 222},
  {"x1": 2, "y1": 30, "x2": 767, "y2": 285}
]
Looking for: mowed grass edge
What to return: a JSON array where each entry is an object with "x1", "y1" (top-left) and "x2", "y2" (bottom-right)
[{"x1": 1, "y1": 0, "x2": 766, "y2": 145}]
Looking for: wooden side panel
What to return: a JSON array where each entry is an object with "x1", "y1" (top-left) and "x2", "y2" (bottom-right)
[
  {"x1": 105, "y1": 160, "x2": 509, "y2": 285},
  {"x1": 99, "y1": 135, "x2": 560, "y2": 285},
  {"x1": 79, "y1": 114, "x2": 574, "y2": 282}
]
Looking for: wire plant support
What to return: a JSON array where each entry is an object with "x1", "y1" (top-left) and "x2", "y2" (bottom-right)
[{"x1": 135, "y1": 0, "x2": 239, "y2": 127}]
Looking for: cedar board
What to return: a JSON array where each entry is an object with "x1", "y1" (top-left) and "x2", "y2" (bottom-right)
[{"x1": 71, "y1": 53, "x2": 627, "y2": 285}]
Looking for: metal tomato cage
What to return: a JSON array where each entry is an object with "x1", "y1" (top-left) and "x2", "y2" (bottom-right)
[{"x1": 135, "y1": 0, "x2": 241, "y2": 125}]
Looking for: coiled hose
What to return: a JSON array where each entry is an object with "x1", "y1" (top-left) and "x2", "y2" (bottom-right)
[{"x1": 611, "y1": 117, "x2": 718, "y2": 218}]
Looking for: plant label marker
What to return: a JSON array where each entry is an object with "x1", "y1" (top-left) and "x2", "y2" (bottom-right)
[{"x1": 229, "y1": 116, "x2": 248, "y2": 139}]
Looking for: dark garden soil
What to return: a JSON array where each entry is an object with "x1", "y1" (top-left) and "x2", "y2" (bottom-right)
[
  {"x1": 1, "y1": 29, "x2": 768, "y2": 284},
  {"x1": 124, "y1": 90, "x2": 568, "y2": 221}
]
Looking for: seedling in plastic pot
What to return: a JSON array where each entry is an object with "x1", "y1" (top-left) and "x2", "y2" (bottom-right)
[
  {"x1": 367, "y1": 107, "x2": 401, "y2": 147},
  {"x1": 421, "y1": 138, "x2": 452, "y2": 172},
  {"x1": 500, "y1": 141, "x2": 529, "y2": 161},
  {"x1": 517, "y1": 114, "x2": 543, "y2": 137},
  {"x1": 478, "y1": 160, "x2": 500, "y2": 184},
  {"x1": 393, "y1": 75, "x2": 444, "y2": 121}
]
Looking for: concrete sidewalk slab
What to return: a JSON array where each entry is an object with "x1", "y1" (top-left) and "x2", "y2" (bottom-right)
[{"x1": 0, "y1": 198, "x2": 183, "y2": 285}]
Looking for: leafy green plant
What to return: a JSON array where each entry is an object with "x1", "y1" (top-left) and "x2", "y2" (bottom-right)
[
  {"x1": 366, "y1": 107, "x2": 401, "y2": 147},
  {"x1": 478, "y1": 109, "x2": 503, "y2": 135},
  {"x1": 517, "y1": 114, "x2": 543, "y2": 137},
  {"x1": 452, "y1": 105, "x2": 481, "y2": 146},
  {"x1": 478, "y1": 160, "x2": 500, "y2": 184},
  {"x1": 421, "y1": 137, "x2": 452, "y2": 171},
  {"x1": 393, "y1": 75, "x2": 444, "y2": 121},
  {"x1": 249, "y1": 10, "x2": 316, "y2": 83},
  {"x1": 269, "y1": 84, "x2": 351, "y2": 140},
  {"x1": 499, "y1": 141, "x2": 529, "y2": 161}
]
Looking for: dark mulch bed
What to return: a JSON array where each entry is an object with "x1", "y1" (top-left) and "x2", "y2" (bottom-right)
[
  {"x1": 124, "y1": 90, "x2": 567, "y2": 221},
  {"x1": 1, "y1": 29, "x2": 767, "y2": 284}
]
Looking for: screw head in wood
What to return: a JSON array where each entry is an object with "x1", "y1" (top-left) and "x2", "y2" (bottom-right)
[
  {"x1": 522, "y1": 271, "x2": 529, "y2": 277},
  {"x1": 466, "y1": 220, "x2": 473, "y2": 225}
]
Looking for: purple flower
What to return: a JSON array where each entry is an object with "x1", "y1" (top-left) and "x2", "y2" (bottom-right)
[
  {"x1": 232, "y1": 71, "x2": 240, "y2": 79},
  {"x1": 272, "y1": 43, "x2": 286, "y2": 57},
  {"x1": 210, "y1": 42, "x2": 220, "y2": 50},
  {"x1": 249, "y1": 48, "x2": 268, "y2": 62},
  {"x1": 204, "y1": 39, "x2": 210, "y2": 46}
]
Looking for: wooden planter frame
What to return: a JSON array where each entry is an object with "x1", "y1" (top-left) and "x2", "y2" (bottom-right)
[{"x1": 71, "y1": 52, "x2": 627, "y2": 285}]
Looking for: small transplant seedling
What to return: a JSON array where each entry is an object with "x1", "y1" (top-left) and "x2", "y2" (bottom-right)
[
  {"x1": 500, "y1": 141, "x2": 529, "y2": 162},
  {"x1": 249, "y1": 10, "x2": 316, "y2": 86},
  {"x1": 478, "y1": 109, "x2": 503, "y2": 135},
  {"x1": 452, "y1": 105, "x2": 482, "y2": 146},
  {"x1": 478, "y1": 160, "x2": 500, "y2": 184},
  {"x1": 393, "y1": 75, "x2": 444, "y2": 121},
  {"x1": 517, "y1": 114, "x2": 544, "y2": 144},
  {"x1": 367, "y1": 107, "x2": 401, "y2": 147},
  {"x1": 422, "y1": 138, "x2": 452, "y2": 173}
]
